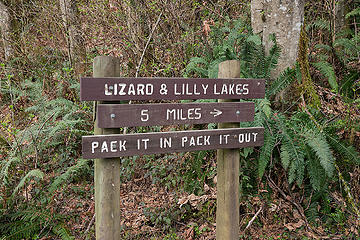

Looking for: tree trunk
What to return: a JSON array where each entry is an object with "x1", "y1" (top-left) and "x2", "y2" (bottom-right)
[
  {"x1": 59, "y1": 0, "x2": 86, "y2": 77},
  {"x1": 0, "y1": 1, "x2": 14, "y2": 62},
  {"x1": 251, "y1": 0, "x2": 304, "y2": 79}
]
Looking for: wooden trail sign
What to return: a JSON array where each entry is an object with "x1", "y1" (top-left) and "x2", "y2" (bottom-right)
[
  {"x1": 80, "y1": 77, "x2": 265, "y2": 101},
  {"x1": 82, "y1": 127, "x2": 264, "y2": 159},
  {"x1": 97, "y1": 102, "x2": 255, "y2": 128}
]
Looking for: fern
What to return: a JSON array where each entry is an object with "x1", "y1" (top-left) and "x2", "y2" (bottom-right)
[
  {"x1": 0, "y1": 157, "x2": 21, "y2": 187},
  {"x1": 312, "y1": 61, "x2": 338, "y2": 92},
  {"x1": 263, "y1": 34, "x2": 281, "y2": 78},
  {"x1": 276, "y1": 114, "x2": 306, "y2": 185},
  {"x1": 52, "y1": 224, "x2": 75, "y2": 240},
  {"x1": 266, "y1": 68, "x2": 296, "y2": 97},
  {"x1": 306, "y1": 146, "x2": 327, "y2": 191},
  {"x1": 280, "y1": 144, "x2": 290, "y2": 170},
  {"x1": 306, "y1": 19, "x2": 331, "y2": 32},
  {"x1": 314, "y1": 43, "x2": 332, "y2": 52},
  {"x1": 326, "y1": 134, "x2": 360, "y2": 165},
  {"x1": 304, "y1": 130, "x2": 335, "y2": 178},
  {"x1": 258, "y1": 129, "x2": 277, "y2": 178},
  {"x1": 12, "y1": 169, "x2": 44, "y2": 198},
  {"x1": 345, "y1": 7, "x2": 360, "y2": 19},
  {"x1": 0, "y1": 208, "x2": 74, "y2": 240},
  {"x1": 49, "y1": 159, "x2": 89, "y2": 193}
]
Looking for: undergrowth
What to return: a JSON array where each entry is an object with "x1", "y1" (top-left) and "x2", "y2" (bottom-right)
[
  {"x1": 184, "y1": 17, "x2": 360, "y2": 231},
  {"x1": 0, "y1": 67, "x2": 93, "y2": 239}
]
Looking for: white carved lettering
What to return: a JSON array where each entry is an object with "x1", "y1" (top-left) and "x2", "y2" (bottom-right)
[
  {"x1": 91, "y1": 142, "x2": 99, "y2": 153},
  {"x1": 110, "y1": 141, "x2": 117, "y2": 152}
]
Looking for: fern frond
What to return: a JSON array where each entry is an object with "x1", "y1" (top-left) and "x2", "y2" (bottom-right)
[
  {"x1": 304, "y1": 130, "x2": 335, "y2": 178},
  {"x1": 246, "y1": 35, "x2": 262, "y2": 46},
  {"x1": 314, "y1": 44, "x2": 332, "y2": 52},
  {"x1": 334, "y1": 38, "x2": 356, "y2": 51},
  {"x1": 263, "y1": 33, "x2": 281, "y2": 78},
  {"x1": 49, "y1": 159, "x2": 89, "y2": 193},
  {"x1": 252, "y1": 98, "x2": 272, "y2": 128},
  {"x1": 312, "y1": 61, "x2": 338, "y2": 92},
  {"x1": 306, "y1": 149, "x2": 326, "y2": 191},
  {"x1": 0, "y1": 157, "x2": 21, "y2": 187},
  {"x1": 345, "y1": 7, "x2": 360, "y2": 19},
  {"x1": 305, "y1": 201, "x2": 320, "y2": 223},
  {"x1": 1, "y1": 220, "x2": 40, "y2": 240},
  {"x1": 257, "y1": 98, "x2": 272, "y2": 119},
  {"x1": 184, "y1": 57, "x2": 209, "y2": 78},
  {"x1": 52, "y1": 224, "x2": 75, "y2": 240},
  {"x1": 326, "y1": 134, "x2": 360, "y2": 165},
  {"x1": 266, "y1": 68, "x2": 296, "y2": 97},
  {"x1": 12, "y1": 169, "x2": 44, "y2": 198},
  {"x1": 307, "y1": 19, "x2": 331, "y2": 32},
  {"x1": 280, "y1": 144, "x2": 290, "y2": 170},
  {"x1": 277, "y1": 114, "x2": 305, "y2": 185},
  {"x1": 258, "y1": 129, "x2": 277, "y2": 179}
]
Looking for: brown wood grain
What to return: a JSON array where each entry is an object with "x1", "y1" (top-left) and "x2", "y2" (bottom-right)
[
  {"x1": 80, "y1": 77, "x2": 265, "y2": 101},
  {"x1": 82, "y1": 127, "x2": 264, "y2": 158},
  {"x1": 97, "y1": 102, "x2": 255, "y2": 127}
]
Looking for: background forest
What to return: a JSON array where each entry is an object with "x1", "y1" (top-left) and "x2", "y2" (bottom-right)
[{"x1": 0, "y1": 0, "x2": 359, "y2": 239}]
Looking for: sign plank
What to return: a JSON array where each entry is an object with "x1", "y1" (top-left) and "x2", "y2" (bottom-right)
[
  {"x1": 82, "y1": 127, "x2": 264, "y2": 158},
  {"x1": 80, "y1": 77, "x2": 265, "y2": 101},
  {"x1": 97, "y1": 102, "x2": 255, "y2": 128}
]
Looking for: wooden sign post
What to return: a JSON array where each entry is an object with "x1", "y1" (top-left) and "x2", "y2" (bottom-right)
[
  {"x1": 92, "y1": 56, "x2": 121, "y2": 239},
  {"x1": 217, "y1": 60, "x2": 241, "y2": 240},
  {"x1": 81, "y1": 58, "x2": 265, "y2": 240}
]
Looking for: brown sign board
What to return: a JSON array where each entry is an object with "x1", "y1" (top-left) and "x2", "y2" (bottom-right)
[
  {"x1": 82, "y1": 127, "x2": 264, "y2": 158},
  {"x1": 97, "y1": 102, "x2": 255, "y2": 128},
  {"x1": 80, "y1": 77, "x2": 265, "y2": 101}
]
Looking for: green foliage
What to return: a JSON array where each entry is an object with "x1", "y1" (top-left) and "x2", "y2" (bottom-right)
[
  {"x1": 0, "y1": 69, "x2": 92, "y2": 239},
  {"x1": 184, "y1": 19, "x2": 280, "y2": 79},
  {"x1": 312, "y1": 61, "x2": 338, "y2": 92},
  {"x1": 345, "y1": 7, "x2": 360, "y2": 19},
  {"x1": 258, "y1": 129, "x2": 277, "y2": 179},
  {"x1": 303, "y1": 130, "x2": 335, "y2": 177},
  {"x1": 183, "y1": 18, "x2": 358, "y2": 194},
  {"x1": 0, "y1": 208, "x2": 74, "y2": 240},
  {"x1": 12, "y1": 169, "x2": 44, "y2": 198},
  {"x1": 49, "y1": 159, "x2": 89, "y2": 193}
]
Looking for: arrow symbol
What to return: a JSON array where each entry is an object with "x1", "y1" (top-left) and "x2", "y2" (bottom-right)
[{"x1": 210, "y1": 109, "x2": 222, "y2": 117}]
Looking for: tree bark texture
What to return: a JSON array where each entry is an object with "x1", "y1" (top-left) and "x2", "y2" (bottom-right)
[
  {"x1": 0, "y1": 1, "x2": 13, "y2": 61},
  {"x1": 59, "y1": 0, "x2": 86, "y2": 77},
  {"x1": 251, "y1": 0, "x2": 304, "y2": 79}
]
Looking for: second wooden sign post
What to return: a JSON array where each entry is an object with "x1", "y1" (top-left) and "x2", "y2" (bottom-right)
[
  {"x1": 217, "y1": 60, "x2": 241, "y2": 239},
  {"x1": 81, "y1": 58, "x2": 265, "y2": 239}
]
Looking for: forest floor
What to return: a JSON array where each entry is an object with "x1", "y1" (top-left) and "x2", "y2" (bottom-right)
[{"x1": 58, "y1": 163, "x2": 359, "y2": 240}]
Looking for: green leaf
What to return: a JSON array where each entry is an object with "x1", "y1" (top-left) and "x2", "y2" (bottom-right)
[
  {"x1": 12, "y1": 169, "x2": 44, "y2": 198},
  {"x1": 246, "y1": 35, "x2": 262, "y2": 45},
  {"x1": 304, "y1": 130, "x2": 335, "y2": 178},
  {"x1": 49, "y1": 159, "x2": 89, "y2": 193},
  {"x1": 312, "y1": 61, "x2": 338, "y2": 93},
  {"x1": 258, "y1": 130, "x2": 276, "y2": 178},
  {"x1": 258, "y1": 98, "x2": 272, "y2": 118},
  {"x1": 345, "y1": 7, "x2": 360, "y2": 19},
  {"x1": 280, "y1": 144, "x2": 290, "y2": 170}
]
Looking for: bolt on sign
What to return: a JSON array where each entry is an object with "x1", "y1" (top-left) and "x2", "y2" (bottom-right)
[{"x1": 81, "y1": 77, "x2": 265, "y2": 158}]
